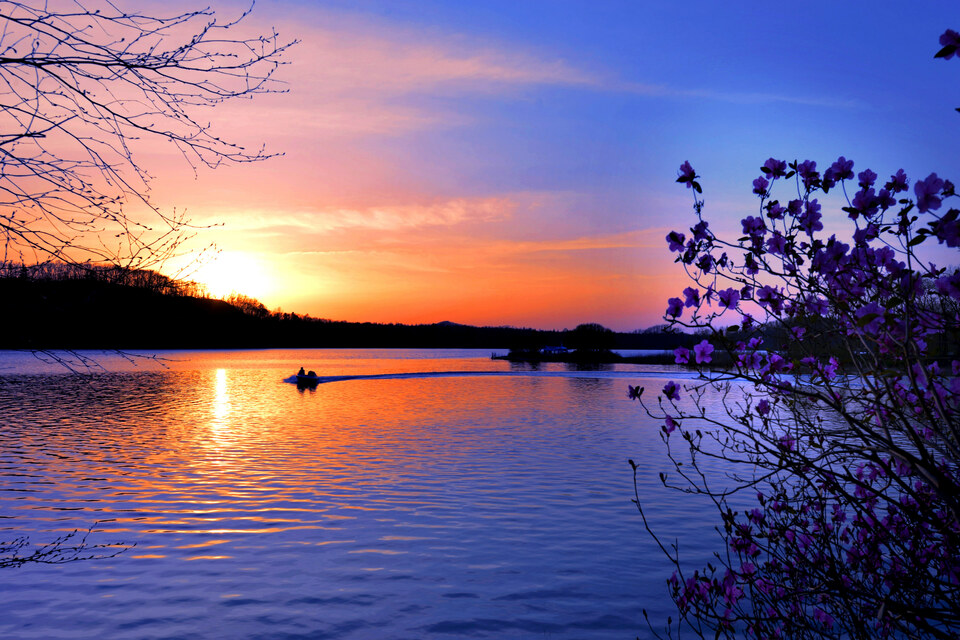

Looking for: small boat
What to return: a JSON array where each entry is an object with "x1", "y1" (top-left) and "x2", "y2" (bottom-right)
[{"x1": 296, "y1": 372, "x2": 320, "y2": 387}]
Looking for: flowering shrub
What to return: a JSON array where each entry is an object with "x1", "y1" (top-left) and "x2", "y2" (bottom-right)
[{"x1": 631, "y1": 31, "x2": 960, "y2": 640}]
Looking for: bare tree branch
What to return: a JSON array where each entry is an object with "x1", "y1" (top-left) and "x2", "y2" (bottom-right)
[{"x1": 0, "y1": 0, "x2": 296, "y2": 272}]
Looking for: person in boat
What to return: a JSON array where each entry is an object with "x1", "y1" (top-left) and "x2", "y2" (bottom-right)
[
  {"x1": 307, "y1": 370, "x2": 317, "y2": 377},
  {"x1": 297, "y1": 367, "x2": 306, "y2": 376}
]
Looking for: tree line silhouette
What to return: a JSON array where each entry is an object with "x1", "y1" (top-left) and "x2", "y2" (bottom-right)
[{"x1": 1, "y1": 263, "x2": 701, "y2": 351}]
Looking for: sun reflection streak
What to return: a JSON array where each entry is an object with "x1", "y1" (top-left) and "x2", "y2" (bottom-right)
[{"x1": 213, "y1": 368, "x2": 230, "y2": 428}]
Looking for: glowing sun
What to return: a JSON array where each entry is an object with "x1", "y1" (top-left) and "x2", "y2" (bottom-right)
[{"x1": 192, "y1": 252, "x2": 274, "y2": 301}]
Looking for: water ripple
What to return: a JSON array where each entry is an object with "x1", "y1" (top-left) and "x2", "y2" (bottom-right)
[{"x1": 0, "y1": 349, "x2": 728, "y2": 639}]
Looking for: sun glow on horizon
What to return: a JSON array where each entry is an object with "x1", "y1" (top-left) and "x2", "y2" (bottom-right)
[
  {"x1": 142, "y1": 1, "x2": 958, "y2": 332},
  {"x1": 190, "y1": 252, "x2": 275, "y2": 302}
]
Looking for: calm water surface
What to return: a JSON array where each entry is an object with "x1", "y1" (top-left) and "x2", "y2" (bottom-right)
[{"x1": 0, "y1": 349, "x2": 725, "y2": 639}]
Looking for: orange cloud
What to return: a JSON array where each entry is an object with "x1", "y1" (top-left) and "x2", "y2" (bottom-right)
[
  {"x1": 137, "y1": 3, "x2": 691, "y2": 330},
  {"x1": 254, "y1": 222, "x2": 684, "y2": 330},
  {"x1": 185, "y1": 196, "x2": 516, "y2": 235}
]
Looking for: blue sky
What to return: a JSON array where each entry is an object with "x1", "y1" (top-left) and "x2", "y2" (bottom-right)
[{"x1": 164, "y1": 0, "x2": 960, "y2": 329}]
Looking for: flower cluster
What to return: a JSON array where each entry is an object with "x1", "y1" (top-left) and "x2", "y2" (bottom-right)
[
  {"x1": 640, "y1": 145, "x2": 960, "y2": 637},
  {"x1": 644, "y1": 154, "x2": 960, "y2": 639},
  {"x1": 635, "y1": 37, "x2": 960, "y2": 636},
  {"x1": 634, "y1": 37, "x2": 960, "y2": 639}
]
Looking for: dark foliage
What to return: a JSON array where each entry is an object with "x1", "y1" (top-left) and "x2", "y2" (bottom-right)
[{"x1": 1, "y1": 265, "x2": 695, "y2": 350}]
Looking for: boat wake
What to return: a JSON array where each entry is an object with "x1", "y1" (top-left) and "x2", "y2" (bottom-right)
[{"x1": 282, "y1": 369, "x2": 702, "y2": 386}]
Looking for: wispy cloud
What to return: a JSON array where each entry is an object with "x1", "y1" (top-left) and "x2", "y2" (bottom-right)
[
  {"x1": 674, "y1": 87, "x2": 863, "y2": 110},
  {"x1": 610, "y1": 80, "x2": 861, "y2": 110},
  {"x1": 298, "y1": 26, "x2": 596, "y2": 93},
  {"x1": 278, "y1": 226, "x2": 670, "y2": 273},
  {"x1": 211, "y1": 4, "x2": 858, "y2": 144},
  {"x1": 219, "y1": 10, "x2": 600, "y2": 138},
  {"x1": 188, "y1": 195, "x2": 517, "y2": 236}
]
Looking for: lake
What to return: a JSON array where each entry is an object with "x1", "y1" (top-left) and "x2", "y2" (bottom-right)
[{"x1": 0, "y1": 349, "x2": 725, "y2": 639}]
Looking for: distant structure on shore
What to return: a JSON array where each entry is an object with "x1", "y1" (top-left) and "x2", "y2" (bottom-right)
[{"x1": 540, "y1": 346, "x2": 569, "y2": 355}]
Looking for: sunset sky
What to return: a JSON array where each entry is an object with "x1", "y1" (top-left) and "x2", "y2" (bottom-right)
[{"x1": 151, "y1": 0, "x2": 959, "y2": 331}]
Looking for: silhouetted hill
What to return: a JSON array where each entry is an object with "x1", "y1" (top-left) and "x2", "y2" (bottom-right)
[
  {"x1": 0, "y1": 266, "x2": 698, "y2": 350},
  {"x1": 2, "y1": 276, "x2": 255, "y2": 349}
]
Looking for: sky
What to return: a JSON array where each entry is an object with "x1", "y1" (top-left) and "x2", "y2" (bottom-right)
[{"x1": 146, "y1": 0, "x2": 960, "y2": 331}]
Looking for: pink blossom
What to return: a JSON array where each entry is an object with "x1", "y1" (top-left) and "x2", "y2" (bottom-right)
[
  {"x1": 797, "y1": 160, "x2": 819, "y2": 189},
  {"x1": 677, "y1": 160, "x2": 696, "y2": 185},
  {"x1": 692, "y1": 220, "x2": 710, "y2": 241},
  {"x1": 693, "y1": 339, "x2": 714, "y2": 364},
  {"x1": 914, "y1": 173, "x2": 945, "y2": 213},
  {"x1": 662, "y1": 381, "x2": 680, "y2": 401},
  {"x1": 741, "y1": 215, "x2": 767, "y2": 237},
  {"x1": 813, "y1": 608, "x2": 834, "y2": 629},
  {"x1": 828, "y1": 156, "x2": 854, "y2": 181},
  {"x1": 938, "y1": 29, "x2": 960, "y2": 58},
  {"x1": 756, "y1": 399, "x2": 771, "y2": 416},
  {"x1": 666, "y1": 297, "x2": 683, "y2": 317},
  {"x1": 858, "y1": 168, "x2": 878, "y2": 189},
  {"x1": 717, "y1": 287, "x2": 740, "y2": 309},
  {"x1": 753, "y1": 176, "x2": 770, "y2": 197},
  {"x1": 778, "y1": 435, "x2": 796, "y2": 452},
  {"x1": 664, "y1": 415, "x2": 678, "y2": 434},
  {"x1": 885, "y1": 169, "x2": 909, "y2": 193},
  {"x1": 666, "y1": 230, "x2": 685, "y2": 252},
  {"x1": 762, "y1": 158, "x2": 787, "y2": 178}
]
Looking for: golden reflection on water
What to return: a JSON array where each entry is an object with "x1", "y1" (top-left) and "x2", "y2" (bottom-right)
[
  {"x1": 199, "y1": 367, "x2": 240, "y2": 487},
  {"x1": 212, "y1": 367, "x2": 230, "y2": 428},
  {"x1": 0, "y1": 351, "x2": 705, "y2": 639},
  {"x1": 4, "y1": 355, "x2": 699, "y2": 571}
]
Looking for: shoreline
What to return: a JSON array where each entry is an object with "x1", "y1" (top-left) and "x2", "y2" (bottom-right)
[{"x1": 492, "y1": 351, "x2": 681, "y2": 366}]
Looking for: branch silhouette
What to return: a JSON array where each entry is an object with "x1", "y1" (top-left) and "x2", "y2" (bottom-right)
[
  {"x1": 0, "y1": 0, "x2": 295, "y2": 271},
  {"x1": 0, "y1": 522, "x2": 134, "y2": 569}
]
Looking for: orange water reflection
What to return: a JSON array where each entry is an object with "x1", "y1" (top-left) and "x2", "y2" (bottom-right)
[
  {"x1": 142, "y1": 357, "x2": 629, "y2": 562},
  {"x1": 0, "y1": 349, "x2": 716, "y2": 639}
]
